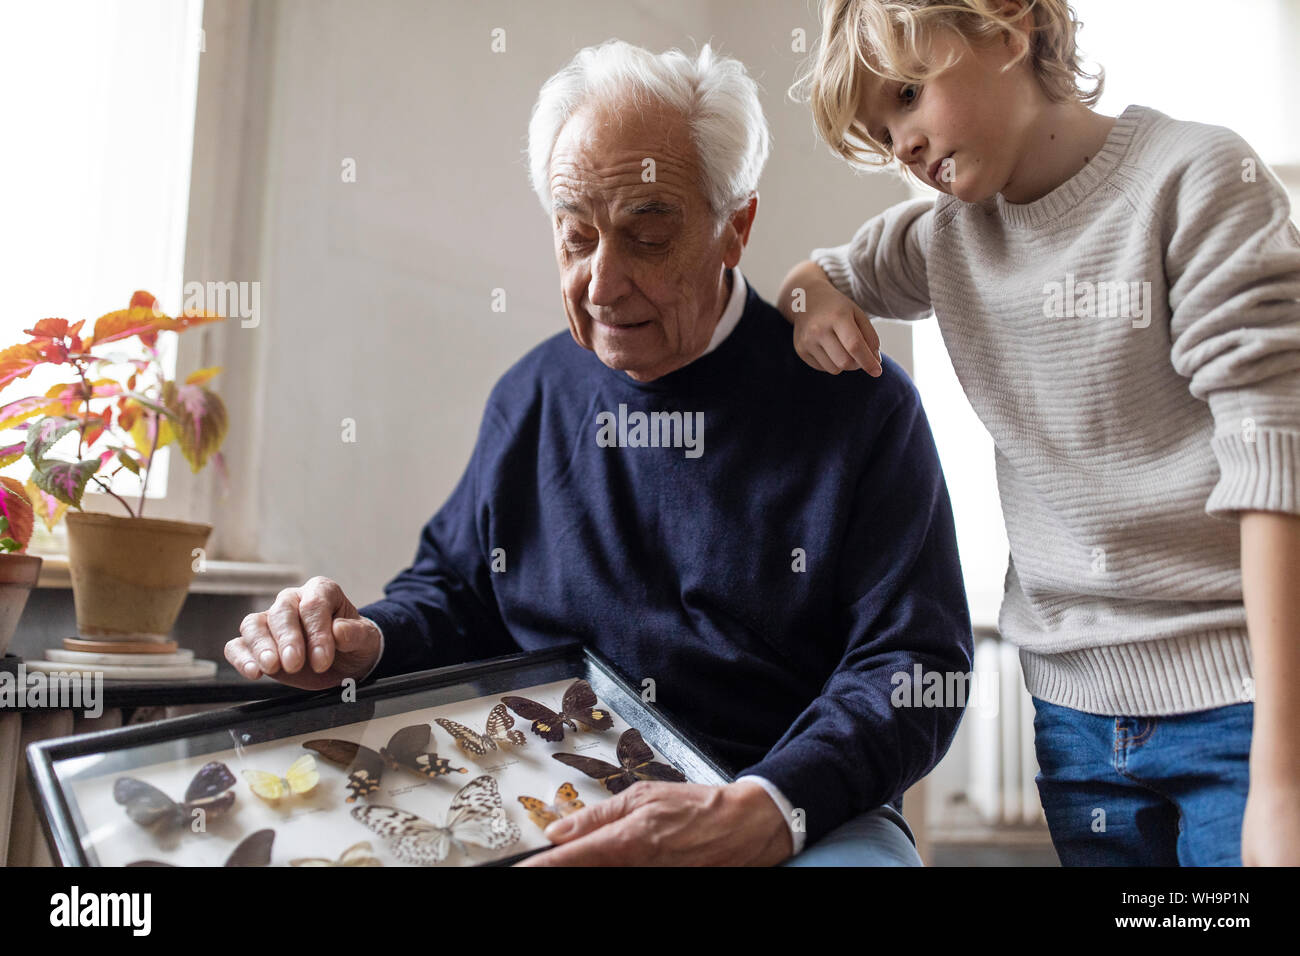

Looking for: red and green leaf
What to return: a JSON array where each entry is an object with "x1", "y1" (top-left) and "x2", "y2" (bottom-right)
[
  {"x1": 30, "y1": 458, "x2": 99, "y2": 508},
  {"x1": 25, "y1": 415, "x2": 82, "y2": 463},
  {"x1": 0, "y1": 475, "x2": 35, "y2": 553},
  {"x1": 24, "y1": 477, "x2": 68, "y2": 532},
  {"x1": 163, "y1": 380, "x2": 228, "y2": 472}
]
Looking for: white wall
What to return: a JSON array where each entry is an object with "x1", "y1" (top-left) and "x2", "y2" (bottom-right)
[{"x1": 232, "y1": 0, "x2": 912, "y2": 601}]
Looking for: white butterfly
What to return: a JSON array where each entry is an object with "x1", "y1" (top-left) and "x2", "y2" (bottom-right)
[{"x1": 350, "y1": 774, "x2": 521, "y2": 864}]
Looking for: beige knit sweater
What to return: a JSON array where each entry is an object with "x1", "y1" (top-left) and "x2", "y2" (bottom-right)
[{"x1": 811, "y1": 104, "x2": 1300, "y2": 715}]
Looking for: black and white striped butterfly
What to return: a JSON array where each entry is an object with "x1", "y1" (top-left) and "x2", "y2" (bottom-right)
[
  {"x1": 350, "y1": 774, "x2": 521, "y2": 865},
  {"x1": 435, "y1": 703, "x2": 527, "y2": 756},
  {"x1": 303, "y1": 724, "x2": 467, "y2": 802},
  {"x1": 501, "y1": 679, "x2": 614, "y2": 742}
]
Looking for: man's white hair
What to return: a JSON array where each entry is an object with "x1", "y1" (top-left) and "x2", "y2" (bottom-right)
[{"x1": 526, "y1": 40, "x2": 771, "y2": 224}]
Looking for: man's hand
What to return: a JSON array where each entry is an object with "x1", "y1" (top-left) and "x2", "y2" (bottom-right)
[
  {"x1": 514, "y1": 779, "x2": 794, "y2": 866},
  {"x1": 224, "y1": 576, "x2": 381, "y2": 690},
  {"x1": 777, "y1": 259, "x2": 882, "y2": 377}
]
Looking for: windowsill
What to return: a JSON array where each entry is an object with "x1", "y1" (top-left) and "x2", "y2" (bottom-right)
[{"x1": 33, "y1": 554, "x2": 304, "y2": 596}]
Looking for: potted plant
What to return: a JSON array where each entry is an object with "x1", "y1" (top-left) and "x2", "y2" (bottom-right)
[
  {"x1": 0, "y1": 475, "x2": 41, "y2": 657},
  {"x1": 0, "y1": 291, "x2": 229, "y2": 642}
]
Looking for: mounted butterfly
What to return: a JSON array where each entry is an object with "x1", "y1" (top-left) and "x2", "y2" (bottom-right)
[
  {"x1": 434, "y1": 702, "x2": 526, "y2": 756},
  {"x1": 127, "y1": 829, "x2": 274, "y2": 867},
  {"x1": 303, "y1": 724, "x2": 466, "y2": 802},
  {"x1": 113, "y1": 761, "x2": 237, "y2": 831},
  {"x1": 242, "y1": 753, "x2": 319, "y2": 803},
  {"x1": 350, "y1": 774, "x2": 521, "y2": 865},
  {"x1": 552, "y1": 728, "x2": 687, "y2": 795},
  {"x1": 518, "y1": 782, "x2": 585, "y2": 829},
  {"x1": 500, "y1": 679, "x2": 613, "y2": 742},
  {"x1": 290, "y1": 841, "x2": 383, "y2": 867}
]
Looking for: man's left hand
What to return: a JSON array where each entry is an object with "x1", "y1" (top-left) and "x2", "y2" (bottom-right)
[{"x1": 514, "y1": 779, "x2": 794, "y2": 866}]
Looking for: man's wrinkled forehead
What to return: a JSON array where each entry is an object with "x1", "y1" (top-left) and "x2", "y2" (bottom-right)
[
  {"x1": 547, "y1": 101, "x2": 700, "y2": 220},
  {"x1": 551, "y1": 194, "x2": 684, "y2": 225}
]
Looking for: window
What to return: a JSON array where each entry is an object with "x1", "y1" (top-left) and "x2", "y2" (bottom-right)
[
  {"x1": 909, "y1": 0, "x2": 1299, "y2": 627},
  {"x1": 0, "y1": 0, "x2": 205, "y2": 553}
]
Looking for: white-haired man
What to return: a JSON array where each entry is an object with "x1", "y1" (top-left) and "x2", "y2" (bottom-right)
[{"x1": 227, "y1": 40, "x2": 973, "y2": 866}]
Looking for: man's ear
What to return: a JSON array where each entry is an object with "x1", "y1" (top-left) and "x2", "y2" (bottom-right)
[{"x1": 722, "y1": 194, "x2": 758, "y2": 269}]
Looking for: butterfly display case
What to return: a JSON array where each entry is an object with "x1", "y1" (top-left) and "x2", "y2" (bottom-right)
[{"x1": 26, "y1": 644, "x2": 732, "y2": 867}]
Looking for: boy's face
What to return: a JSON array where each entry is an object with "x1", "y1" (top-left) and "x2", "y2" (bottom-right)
[{"x1": 854, "y1": 27, "x2": 1038, "y2": 203}]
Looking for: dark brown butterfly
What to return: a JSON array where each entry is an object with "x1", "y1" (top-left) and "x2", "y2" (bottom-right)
[
  {"x1": 500, "y1": 679, "x2": 613, "y2": 742},
  {"x1": 552, "y1": 728, "x2": 687, "y2": 794},
  {"x1": 303, "y1": 724, "x2": 467, "y2": 801},
  {"x1": 127, "y1": 828, "x2": 275, "y2": 867},
  {"x1": 113, "y1": 761, "x2": 237, "y2": 831}
]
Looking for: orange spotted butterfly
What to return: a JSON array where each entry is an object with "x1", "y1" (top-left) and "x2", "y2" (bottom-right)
[{"x1": 517, "y1": 782, "x2": 585, "y2": 829}]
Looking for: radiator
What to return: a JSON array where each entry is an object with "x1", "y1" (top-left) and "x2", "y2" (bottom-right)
[{"x1": 969, "y1": 636, "x2": 1045, "y2": 825}]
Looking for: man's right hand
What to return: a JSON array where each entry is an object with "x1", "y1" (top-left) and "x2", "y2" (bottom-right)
[
  {"x1": 224, "y1": 576, "x2": 381, "y2": 690},
  {"x1": 777, "y1": 259, "x2": 883, "y2": 377}
]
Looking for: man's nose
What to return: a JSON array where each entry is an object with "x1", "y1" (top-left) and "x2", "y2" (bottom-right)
[{"x1": 588, "y1": 240, "x2": 632, "y2": 306}]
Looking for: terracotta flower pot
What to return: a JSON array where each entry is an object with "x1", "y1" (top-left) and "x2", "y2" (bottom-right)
[
  {"x1": 0, "y1": 553, "x2": 43, "y2": 656},
  {"x1": 65, "y1": 512, "x2": 212, "y2": 641}
]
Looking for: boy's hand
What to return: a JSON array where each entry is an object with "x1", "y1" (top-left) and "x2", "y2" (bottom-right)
[
  {"x1": 1242, "y1": 781, "x2": 1300, "y2": 865},
  {"x1": 777, "y1": 259, "x2": 882, "y2": 377}
]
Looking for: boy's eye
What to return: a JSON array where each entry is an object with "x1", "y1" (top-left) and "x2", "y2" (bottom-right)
[{"x1": 900, "y1": 83, "x2": 920, "y2": 105}]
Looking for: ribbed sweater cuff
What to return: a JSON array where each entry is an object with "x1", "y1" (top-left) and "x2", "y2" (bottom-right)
[
  {"x1": 809, "y1": 243, "x2": 856, "y2": 301},
  {"x1": 1019, "y1": 629, "x2": 1254, "y2": 716},
  {"x1": 1206, "y1": 428, "x2": 1300, "y2": 516}
]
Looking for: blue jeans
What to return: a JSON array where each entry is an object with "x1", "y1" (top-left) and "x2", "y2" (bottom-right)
[
  {"x1": 781, "y1": 804, "x2": 922, "y2": 867},
  {"x1": 1030, "y1": 696, "x2": 1253, "y2": 866}
]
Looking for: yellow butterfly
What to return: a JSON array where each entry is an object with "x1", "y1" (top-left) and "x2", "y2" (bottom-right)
[
  {"x1": 518, "y1": 782, "x2": 585, "y2": 829},
  {"x1": 242, "y1": 754, "x2": 319, "y2": 802}
]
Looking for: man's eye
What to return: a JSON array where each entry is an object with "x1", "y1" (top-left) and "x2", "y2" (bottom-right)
[{"x1": 636, "y1": 238, "x2": 668, "y2": 250}]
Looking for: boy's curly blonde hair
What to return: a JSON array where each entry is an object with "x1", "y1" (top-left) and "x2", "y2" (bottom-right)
[{"x1": 792, "y1": 0, "x2": 1104, "y2": 171}]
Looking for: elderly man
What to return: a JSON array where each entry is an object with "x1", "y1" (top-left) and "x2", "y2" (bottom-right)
[{"x1": 226, "y1": 40, "x2": 972, "y2": 866}]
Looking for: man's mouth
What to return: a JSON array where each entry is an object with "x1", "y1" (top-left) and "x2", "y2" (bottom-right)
[{"x1": 595, "y1": 318, "x2": 652, "y2": 331}]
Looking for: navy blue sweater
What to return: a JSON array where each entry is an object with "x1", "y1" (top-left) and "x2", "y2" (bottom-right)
[{"x1": 360, "y1": 281, "x2": 973, "y2": 846}]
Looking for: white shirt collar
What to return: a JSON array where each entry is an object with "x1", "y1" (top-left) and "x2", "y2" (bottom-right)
[{"x1": 700, "y1": 267, "x2": 747, "y2": 357}]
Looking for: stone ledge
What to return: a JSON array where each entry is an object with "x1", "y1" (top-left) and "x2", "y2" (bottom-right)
[{"x1": 32, "y1": 555, "x2": 304, "y2": 596}]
